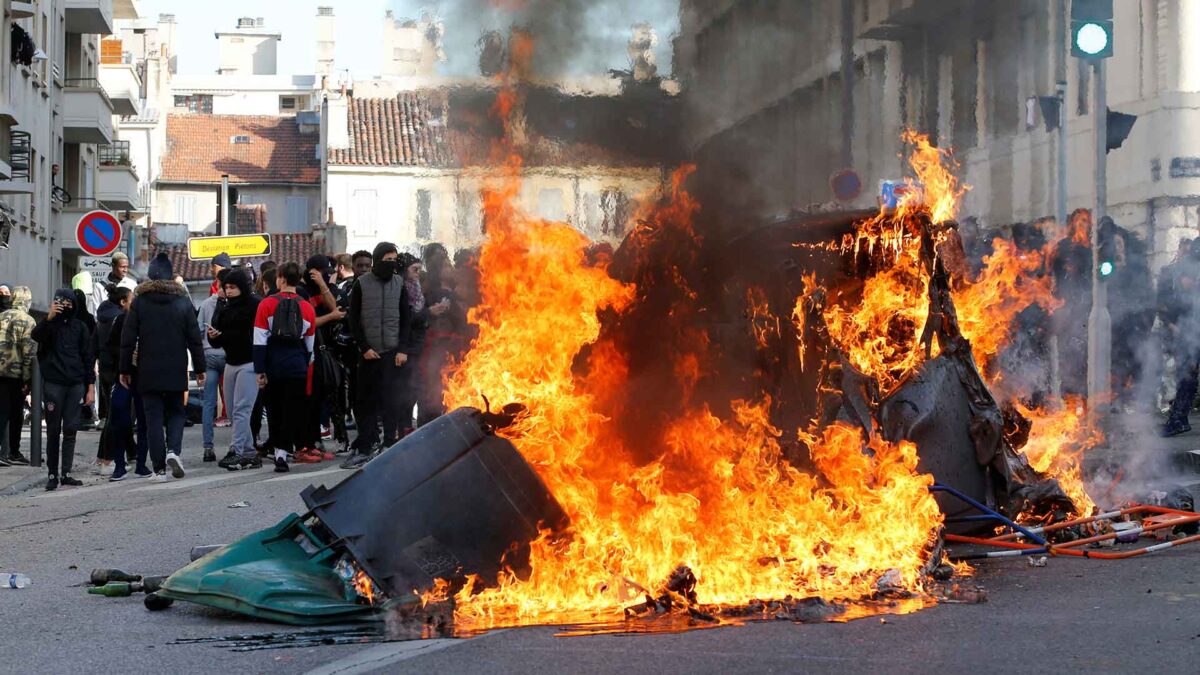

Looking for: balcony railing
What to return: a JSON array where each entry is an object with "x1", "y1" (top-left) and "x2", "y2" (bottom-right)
[
  {"x1": 99, "y1": 140, "x2": 131, "y2": 167},
  {"x1": 10, "y1": 131, "x2": 32, "y2": 181}
]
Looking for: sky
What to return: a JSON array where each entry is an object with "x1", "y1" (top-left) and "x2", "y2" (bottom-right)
[{"x1": 138, "y1": 0, "x2": 679, "y2": 79}]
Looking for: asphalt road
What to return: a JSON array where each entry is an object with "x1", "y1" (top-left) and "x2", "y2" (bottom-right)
[{"x1": 1, "y1": 424, "x2": 1198, "y2": 675}]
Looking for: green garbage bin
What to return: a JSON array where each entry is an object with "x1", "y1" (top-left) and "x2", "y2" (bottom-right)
[{"x1": 158, "y1": 513, "x2": 381, "y2": 625}]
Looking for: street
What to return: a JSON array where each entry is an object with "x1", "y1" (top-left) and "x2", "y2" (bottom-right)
[{"x1": 1, "y1": 423, "x2": 1198, "y2": 675}]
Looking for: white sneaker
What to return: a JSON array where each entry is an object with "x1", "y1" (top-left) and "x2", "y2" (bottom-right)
[
  {"x1": 166, "y1": 453, "x2": 185, "y2": 479},
  {"x1": 151, "y1": 471, "x2": 169, "y2": 482},
  {"x1": 99, "y1": 463, "x2": 114, "y2": 477}
]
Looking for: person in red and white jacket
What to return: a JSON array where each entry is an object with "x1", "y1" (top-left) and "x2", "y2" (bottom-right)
[{"x1": 252, "y1": 262, "x2": 316, "y2": 473}]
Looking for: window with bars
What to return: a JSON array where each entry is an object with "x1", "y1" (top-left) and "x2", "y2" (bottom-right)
[{"x1": 173, "y1": 94, "x2": 213, "y2": 113}]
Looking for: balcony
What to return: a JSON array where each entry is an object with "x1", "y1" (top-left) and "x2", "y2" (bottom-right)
[
  {"x1": 113, "y1": 0, "x2": 140, "y2": 21},
  {"x1": 63, "y1": 78, "x2": 114, "y2": 145},
  {"x1": 99, "y1": 62, "x2": 140, "y2": 116},
  {"x1": 65, "y1": 0, "x2": 114, "y2": 35},
  {"x1": 98, "y1": 142, "x2": 142, "y2": 212},
  {"x1": 0, "y1": 130, "x2": 35, "y2": 194}
]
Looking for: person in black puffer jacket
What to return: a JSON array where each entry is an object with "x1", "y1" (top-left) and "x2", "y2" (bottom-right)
[
  {"x1": 120, "y1": 253, "x2": 205, "y2": 480},
  {"x1": 208, "y1": 268, "x2": 261, "y2": 470},
  {"x1": 92, "y1": 286, "x2": 130, "y2": 467},
  {"x1": 31, "y1": 288, "x2": 95, "y2": 490}
]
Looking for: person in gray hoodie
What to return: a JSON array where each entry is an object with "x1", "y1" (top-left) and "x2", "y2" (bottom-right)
[{"x1": 196, "y1": 270, "x2": 227, "y2": 462}]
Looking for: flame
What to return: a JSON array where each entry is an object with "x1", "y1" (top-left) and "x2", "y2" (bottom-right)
[
  {"x1": 443, "y1": 161, "x2": 943, "y2": 627},
  {"x1": 899, "y1": 129, "x2": 969, "y2": 224},
  {"x1": 747, "y1": 287, "x2": 781, "y2": 351},
  {"x1": 353, "y1": 570, "x2": 376, "y2": 605},
  {"x1": 1015, "y1": 400, "x2": 1099, "y2": 516}
]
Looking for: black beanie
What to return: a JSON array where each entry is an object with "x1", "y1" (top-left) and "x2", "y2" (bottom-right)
[{"x1": 148, "y1": 252, "x2": 173, "y2": 281}]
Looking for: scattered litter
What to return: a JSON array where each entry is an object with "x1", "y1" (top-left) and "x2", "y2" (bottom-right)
[
  {"x1": 1112, "y1": 522, "x2": 1139, "y2": 544},
  {"x1": 2, "y1": 573, "x2": 30, "y2": 589},
  {"x1": 228, "y1": 501, "x2": 251, "y2": 509},
  {"x1": 1027, "y1": 556, "x2": 1047, "y2": 567},
  {"x1": 941, "y1": 585, "x2": 987, "y2": 604},
  {"x1": 91, "y1": 569, "x2": 141, "y2": 585}
]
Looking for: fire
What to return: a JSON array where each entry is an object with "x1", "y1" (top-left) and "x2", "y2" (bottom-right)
[
  {"x1": 353, "y1": 570, "x2": 376, "y2": 605},
  {"x1": 1015, "y1": 400, "x2": 1099, "y2": 516},
  {"x1": 899, "y1": 129, "x2": 969, "y2": 225},
  {"x1": 443, "y1": 161, "x2": 944, "y2": 626}
]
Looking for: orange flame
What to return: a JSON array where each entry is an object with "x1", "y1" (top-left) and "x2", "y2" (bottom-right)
[
  {"x1": 353, "y1": 570, "x2": 376, "y2": 605},
  {"x1": 443, "y1": 163, "x2": 944, "y2": 627},
  {"x1": 1015, "y1": 400, "x2": 1099, "y2": 516},
  {"x1": 898, "y1": 129, "x2": 969, "y2": 224}
]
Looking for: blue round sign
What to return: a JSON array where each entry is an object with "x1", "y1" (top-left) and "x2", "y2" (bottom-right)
[
  {"x1": 831, "y1": 170, "x2": 862, "y2": 203},
  {"x1": 75, "y1": 210, "x2": 123, "y2": 257}
]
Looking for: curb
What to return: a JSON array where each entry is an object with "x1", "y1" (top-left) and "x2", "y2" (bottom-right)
[{"x1": 0, "y1": 471, "x2": 46, "y2": 497}]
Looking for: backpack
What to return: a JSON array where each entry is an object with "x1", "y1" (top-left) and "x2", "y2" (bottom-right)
[{"x1": 270, "y1": 296, "x2": 305, "y2": 343}]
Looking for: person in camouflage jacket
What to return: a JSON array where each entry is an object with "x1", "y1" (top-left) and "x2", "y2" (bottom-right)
[{"x1": 0, "y1": 286, "x2": 35, "y2": 464}]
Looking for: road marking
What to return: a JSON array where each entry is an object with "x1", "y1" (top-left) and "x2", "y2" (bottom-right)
[
  {"x1": 303, "y1": 639, "x2": 461, "y2": 675},
  {"x1": 128, "y1": 471, "x2": 252, "y2": 492},
  {"x1": 261, "y1": 466, "x2": 346, "y2": 484},
  {"x1": 33, "y1": 482, "x2": 119, "y2": 499}
]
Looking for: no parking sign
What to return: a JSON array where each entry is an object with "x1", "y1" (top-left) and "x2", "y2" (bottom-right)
[{"x1": 75, "y1": 210, "x2": 123, "y2": 257}]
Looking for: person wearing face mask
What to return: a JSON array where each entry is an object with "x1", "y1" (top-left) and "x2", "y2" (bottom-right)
[
  {"x1": 31, "y1": 289, "x2": 96, "y2": 490},
  {"x1": 342, "y1": 242, "x2": 415, "y2": 469},
  {"x1": 298, "y1": 255, "x2": 345, "y2": 461},
  {"x1": 209, "y1": 267, "x2": 262, "y2": 470},
  {"x1": 0, "y1": 286, "x2": 35, "y2": 466}
]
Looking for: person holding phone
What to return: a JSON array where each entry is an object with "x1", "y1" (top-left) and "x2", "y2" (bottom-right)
[
  {"x1": 31, "y1": 289, "x2": 95, "y2": 490},
  {"x1": 208, "y1": 268, "x2": 261, "y2": 470}
]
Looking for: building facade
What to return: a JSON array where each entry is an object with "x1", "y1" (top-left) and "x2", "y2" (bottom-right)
[
  {"x1": 676, "y1": 0, "x2": 1200, "y2": 271},
  {"x1": 0, "y1": 0, "x2": 139, "y2": 309}
]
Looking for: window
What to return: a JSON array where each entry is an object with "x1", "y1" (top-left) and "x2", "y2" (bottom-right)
[
  {"x1": 537, "y1": 188, "x2": 565, "y2": 222},
  {"x1": 600, "y1": 189, "x2": 630, "y2": 237},
  {"x1": 456, "y1": 190, "x2": 482, "y2": 239},
  {"x1": 352, "y1": 189, "x2": 378, "y2": 236},
  {"x1": 174, "y1": 195, "x2": 196, "y2": 227},
  {"x1": 280, "y1": 96, "x2": 297, "y2": 111},
  {"x1": 415, "y1": 189, "x2": 433, "y2": 239},
  {"x1": 230, "y1": 135, "x2": 251, "y2": 144},
  {"x1": 286, "y1": 196, "x2": 309, "y2": 233},
  {"x1": 173, "y1": 94, "x2": 213, "y2": 113}
]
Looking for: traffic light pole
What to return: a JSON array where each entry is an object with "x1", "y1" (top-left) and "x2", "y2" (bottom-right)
[{"x1": 1086, "y1": 58, "x2": 1112, "y2": 415}]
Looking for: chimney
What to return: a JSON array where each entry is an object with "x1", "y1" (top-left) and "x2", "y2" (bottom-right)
[
  {"x1": 629, "y1": 23, "x2": 658, "y2": 82},
  {"x1": 237, "y1": 17, "x2": 256, "y2": 29},
  {"x1": 315, "y1": 6, "x2": 335, "y2": 79}
]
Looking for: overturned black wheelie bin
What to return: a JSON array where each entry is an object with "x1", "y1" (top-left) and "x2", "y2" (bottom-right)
[{"x1": 157, "y1": 407, "x2": 569, "y2": 624}]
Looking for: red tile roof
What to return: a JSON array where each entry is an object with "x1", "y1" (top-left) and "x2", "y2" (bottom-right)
[
  {"x1": 150, "y1": 232, "x2": 328, "y2": 283},
  {"x1": 329, "y1": 93, "x2": 454, "y2": 167},
  {"x1": 161, "y1": 114, "x2": 320, "y2": 185}
]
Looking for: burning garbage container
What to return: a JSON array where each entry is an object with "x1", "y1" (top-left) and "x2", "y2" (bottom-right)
[{"x1": 157, "y1": 407, "x2": 568, "y2": 625}]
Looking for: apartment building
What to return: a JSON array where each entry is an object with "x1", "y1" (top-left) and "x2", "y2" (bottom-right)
[
  {"x1": 676, "y1": 0, "x2": 1200, "y2": 271},
  {"x1": 0, "y1": 0, "x2": 139, "y2": 308}
]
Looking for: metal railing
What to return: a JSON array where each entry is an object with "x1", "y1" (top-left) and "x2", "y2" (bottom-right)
[
  {"x1": 9, "y1": 131, "x2": 32, "y2": 181},
  {"x1": 63, "y1": 77, "x2": 114, "y2": 109},
  {"x1": 99, "y1": 140, "x2": 131, "y2": 166}
]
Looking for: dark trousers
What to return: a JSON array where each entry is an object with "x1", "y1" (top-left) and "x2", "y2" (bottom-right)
[
  {"x1": 109, "y1": 384, "x2": 148, "y2": 477},
  {"x1": 142, "y1": 392, "x2": 185, "y2": 472},
  {"x1": 251, "y1": 391, "x2": 266, "y2": 444},
  {"x1": 43, "y1": 381, "x2": 84, "y2": 477},
  {"x1": 395, "y1": 354, "x2": 418, "y2": 433},
  {"x1": 1168, "y1": 351, "x2": 1199, "y2": 425},
  {"x1": 355, "y1": 355, "x2": 405, "y2": 450},
  {"x1": 0, "y1": 376, "x2": 25, "y2": 458},
  {"x1": 267, "y1": 378, "x2": 307, "y2": 454},
  {"x1": 96, "y1": 371, "x2": 116, "y2": 459}
]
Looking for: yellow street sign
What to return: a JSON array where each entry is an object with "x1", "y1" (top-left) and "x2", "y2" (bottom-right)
[{"x1": 187, "y1": 234, "x2": 271, "y2": 261}]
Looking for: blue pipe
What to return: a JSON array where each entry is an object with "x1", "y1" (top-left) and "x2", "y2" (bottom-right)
[{"x1": 930, "y1": 484, "x2": 1048, "y2": 546}]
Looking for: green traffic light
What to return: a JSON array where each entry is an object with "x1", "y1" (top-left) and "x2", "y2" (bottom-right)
[
  {"x1": 1075, "y1": 22, "x2": 1109, "y2": 56},
  {"x1": 1099, "y1": 260, "x2": 1114, "y2": 277}
]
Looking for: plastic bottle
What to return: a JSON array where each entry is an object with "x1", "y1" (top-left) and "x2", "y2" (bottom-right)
[{"x1": 2, "y1": 573, "x2": 30, "y2": 589}]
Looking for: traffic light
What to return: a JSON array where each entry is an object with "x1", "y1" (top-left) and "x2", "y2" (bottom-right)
[
  {"x1": 1097, "y1": 217, "x2": 1118, "y2": 279},
  {"x1": 1071, "y1": 0, "x2": 1113, "y2": 59},
  {"x1": 1106, "y1": 108, "x2": 1137, "y2": 152}
]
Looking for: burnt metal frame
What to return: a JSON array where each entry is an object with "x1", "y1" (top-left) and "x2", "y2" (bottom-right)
[{"x1": 929, "y1": 483, "x2": 1050, "y2": 562}]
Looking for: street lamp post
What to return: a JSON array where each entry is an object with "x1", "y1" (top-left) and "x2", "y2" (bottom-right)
[{"x1": 1086, "y1": 58, "x2": 1111, "y2": 415}]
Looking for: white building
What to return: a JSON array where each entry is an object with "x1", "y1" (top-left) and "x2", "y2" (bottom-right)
[
  {"x1": 216, "y1": 16, "x2": 279, "y2": 77},
  {"x1": 0, "y1": 0, "x2": 140, "y2": 309}
]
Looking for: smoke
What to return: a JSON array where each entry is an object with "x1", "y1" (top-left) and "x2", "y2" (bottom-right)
[{"x1": 388, "y1": 0, "x2": 679, "y2": 78}]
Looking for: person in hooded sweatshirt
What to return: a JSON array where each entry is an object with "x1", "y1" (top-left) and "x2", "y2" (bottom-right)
[
  {"x1": 342, "y1": 243, "x2": 415, "y2": 469},
  {"x1": 120, "y1": 252, "x2": 205, "y2": 482},
  {"x1": 0, "y1": 286, "x2": 36, "y2": 466},
  {"x1": 91, "y1": 285, "x2": 130, "y2": 473},
  {"x1": 208, "y1": 268, "x2": 262, "y2": 470},
  {"x1": 32, "y1": 289, "x2": 95, "y2": 490}
]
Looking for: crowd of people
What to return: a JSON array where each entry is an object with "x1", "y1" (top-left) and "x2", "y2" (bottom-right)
[{"x1": 0, "y1": 241, "x2": 475, "y2": 490}]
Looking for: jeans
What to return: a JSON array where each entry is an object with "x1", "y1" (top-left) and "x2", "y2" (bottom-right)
[
  {"x1": 109, "y1": 384, "x2": 148, "y2": 478},
  {"x1": 0, "y1": 376, "x2": 25, "y2": 458},
  {"x1": 143, "y1": 392, "x2": 185, "y2": 473},
  {"x1": 223, "y1": 363, "x2": 258, "y2": 458},
  {"x1": 43, "y1": 381, "x2": 84, "y2": 477},
  {"x1": 355, "y1": 354, "x2": 405, "y2": 451},
  {"x1": 266, "y1": 377, "x2": 308, "y2": 455},
  {"x1": 202, "y1": 352, "x2": 226, "y2": 449}
]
